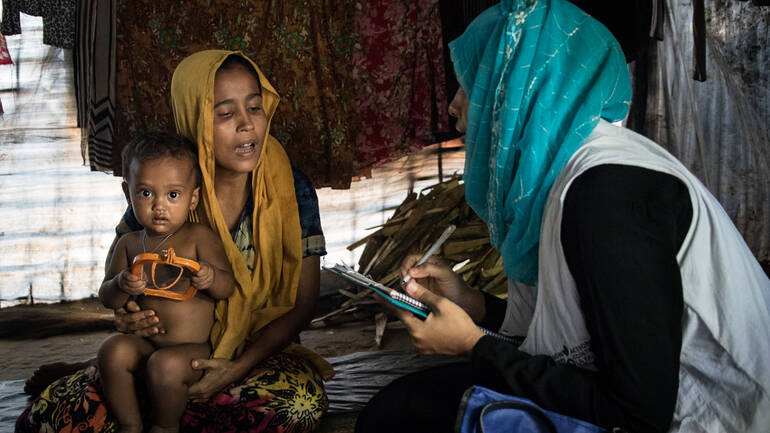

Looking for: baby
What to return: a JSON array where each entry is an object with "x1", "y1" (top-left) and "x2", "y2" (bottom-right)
[{"x1": 97, "y1": 131, "x2": 234, "y2": 433}]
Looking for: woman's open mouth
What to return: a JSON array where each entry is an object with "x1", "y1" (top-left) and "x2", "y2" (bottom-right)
[{"x1": 235, "y1": 142, "x2": 256, "y2": 154}]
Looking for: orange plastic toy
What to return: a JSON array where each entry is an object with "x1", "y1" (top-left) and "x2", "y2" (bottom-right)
[{"x1": 131, "y1": 248, "x2": 200, "y2": 301}]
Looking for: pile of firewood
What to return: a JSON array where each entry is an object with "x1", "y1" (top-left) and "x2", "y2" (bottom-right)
[
  {"x1": 312, "y1": 176, "x2": 506, "y2": 345},
  {"x1": 350, "y1": 174, "x2": 506, "y2": 296}
]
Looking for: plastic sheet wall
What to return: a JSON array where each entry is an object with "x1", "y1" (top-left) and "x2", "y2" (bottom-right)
[
  {"x1": 641, "y1": 0, "x2": 770, "y2": 263},
  {"x1": 0, "y1": 15, "x2": 126, "y2": 307}
]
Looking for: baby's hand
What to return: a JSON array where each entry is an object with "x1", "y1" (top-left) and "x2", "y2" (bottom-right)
[
  {"x1": 192, "y1": 262, "x2": 214, "y2": 290},
  {"x1": 118, "y1": 269, "x2": 147, "y2": 296}
]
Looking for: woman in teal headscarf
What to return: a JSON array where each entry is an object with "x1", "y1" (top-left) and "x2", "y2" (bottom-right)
[{"x1": 355, "y1": 0, "x2": 770, "y2": 432}]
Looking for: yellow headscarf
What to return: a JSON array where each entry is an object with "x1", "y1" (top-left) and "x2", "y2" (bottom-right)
[{"x1": 170, "y1": 51, "x2": 331, "y2": 378}]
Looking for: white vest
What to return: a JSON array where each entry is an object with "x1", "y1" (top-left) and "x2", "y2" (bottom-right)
[{"x1": 500, "y1": 120, "x2": 770, "y2": 432}]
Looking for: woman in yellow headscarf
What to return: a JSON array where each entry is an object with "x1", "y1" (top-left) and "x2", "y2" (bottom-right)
[{"x1": 17, "y1": 50, "x2": 333, "y2": 433}]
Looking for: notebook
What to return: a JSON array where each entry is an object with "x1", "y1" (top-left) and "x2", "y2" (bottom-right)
[{"x1": 324, "y1": 263, "x2": 522, "y2": 345}]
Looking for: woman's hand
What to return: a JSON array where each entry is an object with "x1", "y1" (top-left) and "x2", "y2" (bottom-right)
[
  {"x1": 188, "y1": 357, "x2": 246, "y2": 399},
  {"x1": 401, "y1": 255, "x2": 486, "y2": 322},
  {"x1": 114, "y1": 300, "x2": 164, "y2": 337},
  {"x1": 395, "y1": 282, "x2": 485, "y2": 357}
]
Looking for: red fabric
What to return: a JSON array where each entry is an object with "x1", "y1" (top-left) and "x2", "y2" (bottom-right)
[
  {"x1": 0, "y1": 31, "x2": 9, "y2": 114},
  {"x1": 352, "y1": 0, "x2": 450, "y2": 168},
  {"x1": 0, "y1": 32, "x2": 12, "y2": 65}
]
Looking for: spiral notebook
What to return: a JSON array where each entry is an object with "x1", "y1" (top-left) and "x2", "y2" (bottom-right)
[{"x1": 324, "y1": 263, "x2": 522, "y2": 346}]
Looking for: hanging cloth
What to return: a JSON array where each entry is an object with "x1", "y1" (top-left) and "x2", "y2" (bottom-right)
[
  {"x1": 352, "y1": 0, "x2": 450, "y2": 168},
  {"x1": 75, "y1": 0, "x2": 116, "y2": 171},
  {"x1": 1, "y1": 0, "x2": 76, "y2": 48}
]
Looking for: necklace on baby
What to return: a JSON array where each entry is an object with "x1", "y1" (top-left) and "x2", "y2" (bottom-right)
[{"x1": 142, "y1": 231, "x2": 175, "y2": 253}]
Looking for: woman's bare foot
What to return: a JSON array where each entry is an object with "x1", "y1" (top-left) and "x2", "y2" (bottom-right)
[{"x1": 24, "y1": 358, "x2": 97, "y2": 397}]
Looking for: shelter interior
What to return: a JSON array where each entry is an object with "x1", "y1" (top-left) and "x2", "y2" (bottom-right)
[{"x1": 1, "y1": 1, "x2": 768, "y2": 432}]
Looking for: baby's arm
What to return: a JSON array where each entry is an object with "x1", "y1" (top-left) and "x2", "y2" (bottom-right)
[
  {"x1": 99, "y1": 234, "x2": 145, "y2": 310},
  {"x1": 190, "y1": 225, "x2": 235, "y2": 300}
]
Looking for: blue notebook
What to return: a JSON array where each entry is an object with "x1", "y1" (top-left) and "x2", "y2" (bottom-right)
[
  {"x1": 325, "y1": 263, "x2": 431, "y2": 319},
  {"x1": 324, "y1": 263, "x2": 522, "y2": 345}
]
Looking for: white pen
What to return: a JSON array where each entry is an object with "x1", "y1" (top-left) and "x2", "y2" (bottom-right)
[{"x1": 402, "y1": 224, "x2": 456, "y2": 284}]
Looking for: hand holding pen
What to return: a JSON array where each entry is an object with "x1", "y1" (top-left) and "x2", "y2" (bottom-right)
[
  {"x1": 402, "y1": 225, "x2": 456, "y2": 284},
  {"x1": 395, "y1": 239, "x2": 522, "y2": 352},
  {"x1": 400, "y1": 242, "x2": 487, "y2": 324},
  {"x1": 399, "y1": 224, "x2": 485, "y2": 321}
]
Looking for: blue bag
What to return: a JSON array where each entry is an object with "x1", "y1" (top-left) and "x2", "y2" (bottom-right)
[{"x1": 455, "y1": 386, "x2": 606, "y2": 433}]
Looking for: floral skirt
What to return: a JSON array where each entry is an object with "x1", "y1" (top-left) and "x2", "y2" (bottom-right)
[{"x1": 15, "y1": 352, "x2": 328, "y2": 433}]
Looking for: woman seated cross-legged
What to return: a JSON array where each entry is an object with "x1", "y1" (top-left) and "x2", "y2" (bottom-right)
[{"x1": 17, "y1": 50, "x2": 334, "y2": 433}]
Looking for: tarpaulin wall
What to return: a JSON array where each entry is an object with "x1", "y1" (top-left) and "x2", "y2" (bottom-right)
[{"x1": 639, "y1": 0, "x2": 769, "y2": 263}]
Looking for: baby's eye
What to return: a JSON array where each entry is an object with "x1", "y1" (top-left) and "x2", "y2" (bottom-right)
[
  {"x1": 168, "y1": 191, "x2": 180, "y2": 199},
  {"x1": 217, "y1": 111, "x2": 232, "y2": 118},
  {"x1": 139, "y1": 189, "x2": 152, "y2": 198},
  {"x1": 249, "y1": 105, "x2": 262, "y2": 112}
]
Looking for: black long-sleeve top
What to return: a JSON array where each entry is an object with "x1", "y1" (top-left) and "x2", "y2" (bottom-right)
[{"x1": 472, "y1": 164, "x2": 692, "y2": 432}]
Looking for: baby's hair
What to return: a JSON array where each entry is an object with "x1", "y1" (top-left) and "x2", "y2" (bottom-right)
[
  {"x1": 121, "y1": 131, "x2": 201, "y2": 186},
  {"x1": 218, "y1": 54, "x2": 263, "y2": 94}
]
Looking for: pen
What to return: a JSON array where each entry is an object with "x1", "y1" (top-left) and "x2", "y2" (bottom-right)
[{"x1": 402, "y1": 224, "x2": 456, "y2": 284}]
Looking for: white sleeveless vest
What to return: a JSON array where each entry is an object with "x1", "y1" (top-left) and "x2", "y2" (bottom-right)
[{"x1": 499, "y1": 120, "x2": 770, "y2": 432}]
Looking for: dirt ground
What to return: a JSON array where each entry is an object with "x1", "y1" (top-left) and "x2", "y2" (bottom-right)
[{"x1": 0, "y1": 298, "x2": 417, "y2": 433}]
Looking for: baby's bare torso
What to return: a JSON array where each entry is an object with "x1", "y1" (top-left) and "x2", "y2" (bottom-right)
[
  {"x1": 138, "y1": 294, "x2": 214, "y2": 347},
  {"x1": 124, "y1": 224, "x2": 217, "y2": 347}
]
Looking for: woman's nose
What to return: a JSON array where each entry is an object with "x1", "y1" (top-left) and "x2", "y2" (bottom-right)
[{"x1": 235, "y1": 110, "x2": 255, "y2": 132}]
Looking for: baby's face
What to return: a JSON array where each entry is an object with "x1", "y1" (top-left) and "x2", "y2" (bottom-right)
[{"x1": 125, "y1": 156, "x2": 199, "y2": 236}]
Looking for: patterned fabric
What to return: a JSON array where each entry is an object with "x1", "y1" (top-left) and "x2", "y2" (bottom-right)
[
  {"x1": 113, "y1": 0, "x2": 357, "y2": 188},
  {"x1": 1, "y1": 0, "x2": 76, "y2": 48},
  {"x1": 449, "y1": 0, "x2": 631, "y2": 285},
  {"x1": 16, "y1": 352, "x2": 328, "y2": 433},
  {"x1": 351, "y1": 0, "x2": 450, "y2": 168},
  {"x1": 183, "y1": 353, "x2": 328, "y2": 433}
]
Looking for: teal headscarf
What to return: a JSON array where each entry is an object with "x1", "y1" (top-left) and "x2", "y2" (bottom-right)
[{"x1": 449, "y1": 0, "x2": 631, "y2": 285}]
